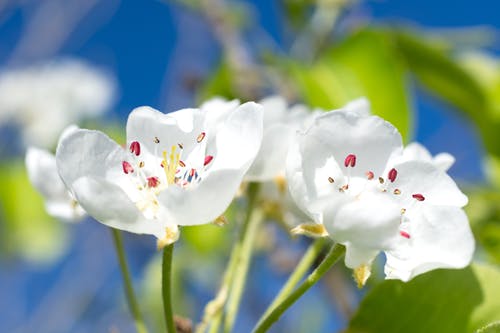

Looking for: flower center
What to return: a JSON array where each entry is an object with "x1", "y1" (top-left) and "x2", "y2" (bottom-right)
[
  {"x1": 121, "y1": 132, "x2": 214, "y2": 218},
  {"x1": 326, "y1": 153, "x2": 427, "y2": 240}
]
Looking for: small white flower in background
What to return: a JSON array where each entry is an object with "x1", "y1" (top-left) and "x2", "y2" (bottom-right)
[
  {"x1": 286, "y1": 101, "x2": 474, "y2": 282},
  {"x1": 0, "y1": 59, "x2": 115, "y2": 148},
  {"x1": 25, "y1": 126, "x2": 86, "y2": 222},
  {"x1": 56, "y1": 102, "x2": 263, "y2": 248}
]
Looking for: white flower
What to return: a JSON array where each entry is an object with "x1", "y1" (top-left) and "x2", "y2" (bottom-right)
[
  {"x1": 0, "y1": 59, "x2": 115, "y2": 148},
  {"x1": 286, "y1": 106, "x2": 474, "y2": 281},
  {"x1": 25, "y1": 126, "x2": 86, "y2": 222},
  {"x1": 55, "y1": 102, "x2": 263, "y2": 247}
]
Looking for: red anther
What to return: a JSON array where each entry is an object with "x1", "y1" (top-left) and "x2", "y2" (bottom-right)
[
  {"x1": 122, "y1": 161, "x2": 134, "y2": 174},
  {"x1": 204, "y1": 155, "x2": 214, "y2": 166},
  {"x1": 400, "y1": 231, "x2": 411, "y2": 239},
  {"x1": 412, "y1": 193, "x2": 425, "y2": 201},
  {"x1": 388, "y1": 168, "x2": 397, "y2": 182},
  {"x1": 179, "y1": 160, "x2": 186, "y2": 167},
  {"x1": 147, "y1": 176, "x2": 160, "y2": 188},
  {"x1": 189, "y1": 168, "x2": 196, "y2": 177},
  {"x1": 197, "y1": 132, "x2": 206, "y2": 143},
  {"x1": 366, "y1": 171, "x2": 374, "y2": 180},
  {"x1": 344, "y1": 154, "x2": 356, "y2": 168},
  {"x1": 129, "y1": 141, "x2": 141, "y2": 156}
]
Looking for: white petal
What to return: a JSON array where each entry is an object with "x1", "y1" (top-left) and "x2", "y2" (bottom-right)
[
  {"x1": 245, "y1": 123, "x2": 294, "y2": 181},
  {"x1": 301, "y1": 111, "x2": 403, "y2": 178},
  {"x1": 324, "y1": 191, "x2": 401, "y2": 250},
  {"x1": 159, "y1": 169, "x2": 244, "y2": 226},
  {"x1": 286, "y1": 136, "x2": 313, "y2": 219},
  {"x1": 56, "y1": 129, "x2": 129, "y2": 189},
  {"x1": 210, "y1": 102, "x2": 263, "y2": 171},
  {"x1": 26, "y1": 147, "x2": 84, "y2": 221},
  {"x1": 259, "y1": 95, "x2": 287, "y2": 126},
  {"x1": 344, "y1": 243, "x2": 379, "y2": 268},
  {"x1": 384, "y1": 206, "x2": 474, "y2": 281},
  {"x1": 126, "y1": 106, "x2": 196, "y2": 156},
  {"x1": 26, "y1": 147, "x2": 68, "y2": 200},
  {"x1": 389, "y1": 160, "x2": 468, "y2": 207},
  {"x1": 433, "y1": 152, "x2": 455, "y2": 171},
  {"x1": 72, "y1": 176, "x2": 165, "y2": 238},
  {"x1": 342, "y1": 97, "x2": 371, "y2": 116},
  {"x1": 200, "y1": 98, "x2": 240, "y2": 134}
]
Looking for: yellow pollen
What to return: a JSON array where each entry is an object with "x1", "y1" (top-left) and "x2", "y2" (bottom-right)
[{"x1": 163, "y1": 145, "x2": 181, "y2": 185}]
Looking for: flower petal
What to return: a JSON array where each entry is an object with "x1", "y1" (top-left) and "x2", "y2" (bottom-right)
[
  {"x1": 384, "y1": 206, "x2": 474, "y2": 281},
  {"x1": 324, "y1": 191, "x2": 401, "y2": 251},
  {"x1": 344, "y1": 243, "x2": 379, "y2": 269},
  {"x1": 246, "y1": 123, "x2": 294, "y2": 181},
  {"x1": 388, "y1": 160, "x2": 468, "y2": 207},
  {"x1": 26, "y1": 147, "x2": 85, "y2": 221},
  {"x1": 433, "y1": 152, "x2": 455, "y2": 171},
  {"x1": 210, "y1": 102, "x2": 263, "y2": 171},
  {"x1": 56, "y1": 129, "x2": 128, "y2": 189},
  {"x1": 72, "y1": 176, "x2": 165, "y2": 239},
  {"x1": 342, "y1": 97, "x2": 371, "y2": 116},
  {"x1": 158, "y1": 169, "x2": 244, "y2": 226},
  {"x1": 301, "y1": 111, "x2": 403, "y2": 178}
]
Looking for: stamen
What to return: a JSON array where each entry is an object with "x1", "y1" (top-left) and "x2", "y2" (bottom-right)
[
  {"x1": 388, "y1": 168, "x2": 397, "y2": 182},
  {"x1": 122, "y1": 161, "x2": 134, "y2": 174},
  {"x1": 339, "y1": 184, "x2": 349, "y2": 192},
  {"x1": 178, "y1": 143, "x2": 184, "y2": 150},
  {"x1": 378, "y1": 177, "x2": 384, "y2": 184},
  {"x1": 344, "y1": 154, "x2": 356, "y2": 168},
  {"x1": 393, "y1": 189, "x2": 401, "y2": 195},
  {"x1": 366, "y1": 171, "x2": 374, "y2": 180},
  {"x1": 328, "y1": 177, "x2": 335, "y2": 183},
  {"x1": 197, "y1": 132, "x2": 206, "y2": 143},
  {"x1": 154, "y1": 137, "x2": 160, "y2": 144},
  {"x1": 139, "y1": 161, "x2": 145, "y2": 168},
  {"x1": 412, "y1": 194, "x2": 425, "y2": 201},
  {"x1": 400, "y1": 231, "x2": 411, "y2": 239},
  {"x1": 129, "y1": 141, "x2": 141, "y2": 156},
  {"x1": 401, "y1": 208, "x2": 406, "y2": 214},
  {"x1": 147, "y1": 176, "x2": 160, "y2": 188},
  {"x1": 179, "y1": 160, "x2": 186, "y2": 167},
  {"x1": 204, "y1": 155, "x2": 214, "y2": 166}
]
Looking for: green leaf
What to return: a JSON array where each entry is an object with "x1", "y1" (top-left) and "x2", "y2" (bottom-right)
[
  {"x1": 346, "y1": 263, "x2": 500, "y2": 333},
  {"x1": 0, "y1": 161, "x2": 68, "y2": 263},
  {"x1": 291, "y1": 29, "x2": 413, "y2": 140},
  {"x1": 391, "y1": 30, "x2": 500, "y2": 157}
]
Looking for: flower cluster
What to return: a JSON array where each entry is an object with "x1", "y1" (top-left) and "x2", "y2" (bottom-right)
[{"x1": 27, "y1": 95, "x2": 474, "y2": 282}]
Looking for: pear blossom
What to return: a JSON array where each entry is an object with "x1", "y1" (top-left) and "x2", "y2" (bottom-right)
[
  {"x1": 56, "y1": 102, "x2": 263, "y2": 247},
  {"x1": 0, "y1": 59, "x2": 115, "y2": 148},
  {"x1": 286, "y1": 106, "x2": 474, "y2": 281}
]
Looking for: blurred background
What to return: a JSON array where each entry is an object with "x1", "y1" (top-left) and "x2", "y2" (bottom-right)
[{"x1": 1, "y1": 1, "x2": 500, "y2": 332}]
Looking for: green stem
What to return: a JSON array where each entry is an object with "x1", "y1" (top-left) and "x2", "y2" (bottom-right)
[
  {"x1": 252, "y1": 243, "x2": 346, "y2": 333},
  {"x1": 162, "y1": 243, "x2": 176, "y2": 333},
  {"x1": 110, "y1": 228, "x2": 148, "y2": 333},
  {"x1": 197, "y1": 240, "x2": 240, "y2": 333},
  {"x1": 262, "y1": 238, "x2": 328, "y2": 319},
  {"x1": 223, "y1": 183, "x2": 262, "y2": 333}
]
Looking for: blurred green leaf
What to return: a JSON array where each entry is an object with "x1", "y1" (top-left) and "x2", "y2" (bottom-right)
[
  {"x1": 292, "y1": 29, "x2": 413, "y2": 140},
  {"x1": 346, "y1": 263, "x2": 500, "y2": 333},
  {"x1": 198, "y1": 61, "x2": 236, "y2": 102},
  {"x1": 466, "y1": 188, "x2": 500, "y2": 264},
  {"x1": 0, "y1": 161, "x2": 68, "y2": 263},
  {"x1": 390, "y1": 30, "x2": 500, "y2": 157}
]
